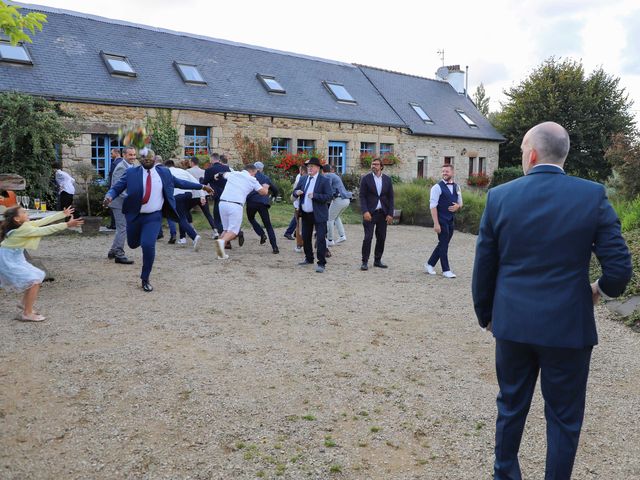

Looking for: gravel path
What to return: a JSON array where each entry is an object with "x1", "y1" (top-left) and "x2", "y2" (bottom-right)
[{"x1": 1, "y1": 224, "x2": 639, "y2": 479}]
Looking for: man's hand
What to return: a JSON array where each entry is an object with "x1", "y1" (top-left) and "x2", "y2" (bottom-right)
[
  {"x1": 591, "y1": 282, "x2": 601, "y2": 306},
  {"x1": 103, "y1": 196, "x2": 112, "y2": 207},
  {"x1": 202, "y1": 185, "x2": 214, "y2": 194},
  {"x1": 433, "y1": 224, "x2": 441, "y2": 234},
  {"x1": 294, "y1": 189, "x2": 304, "y2": 197},
  {"x1": 363, "y1": 212, "x2": 372, "y2": 222},
  {"x1": 448, "y1": 203, "x2": 460, "y2": 212},
  {"x1": 308, "y1": 192, "x2": 314, "y2": 199},
  {"x1": 385, "y1": 215, "x2": 393, "y2": 225},
  {"x1": 200, "y1": 197, "x2": 206, "y2": 205}
]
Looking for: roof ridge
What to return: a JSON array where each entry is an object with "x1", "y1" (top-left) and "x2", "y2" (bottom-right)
[
  {"x1": 14, "y1": 2, "x2": 356, "y2": 68},
  {"x1": 354, "y1": 63, "x2": 447, "y2": 84}
]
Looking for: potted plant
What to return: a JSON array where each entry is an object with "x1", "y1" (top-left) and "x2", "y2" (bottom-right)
[
  {"x1": 359, "y1": 152, "x2": 374, "y2": 168},
  {"x1": 73, "y1": 163, "x2": 103, "y2": 234},
  {"x1": 381, "y1": 152, "x2": 400, "y2": 166}
]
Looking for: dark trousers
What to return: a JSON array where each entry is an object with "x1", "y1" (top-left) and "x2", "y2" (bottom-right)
[
  {"x1": 494, "y1": 339, "x2": 592, "y2": 480},
  {"x1": 168, "y1": 193, "x2": 197, "y2": 240},
  {"x1": 247, "y1": 204, "x2": 278, "y2": 249},
  {"x1": 191, "y1": 196, "x2": 217, "y2": 231},
  {"x1": 212, "y1": 197, "x2": 224, "y2": 233},
  {"x1": 427, "y1": 220, "x2": 454, "y2": 272},
  {"x1": 125, "y1": 210, "x2": 162, "y2": 282},
  {"x1": 59, "y1": 191, "x2": 75, "y2": 217},
  {"x1": 361, "y1": 209, "x2": 387, "y2": 264},
  {"x1": 301, "y1": 211, "x2": 327, "y2": 266},
  {"x1": 284, "y1": 214, "x2": 296, "y2": 236}
]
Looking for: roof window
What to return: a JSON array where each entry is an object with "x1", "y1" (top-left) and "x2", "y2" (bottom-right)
[
  {"x1": 101, "y1": 51, "x2": 136, "y2": 77},
  {"x1": 323, "y1": 81, "x2": 356, "y2": 104},
  {"x1": 175, "y1": 62, "x2": 206, "y2": 84},
  {"x1": 257, "y1": 74, "x2": 285, "y2": 94},
  {"x1": 456, "y1": 109, "x2": 478, "y2": 128},
  {"x1": 0, "y1": 41, "x2": 33, "y2": 65},
  {"x1": 410, "y1": 103, "x2": 433, "y2": 123}
]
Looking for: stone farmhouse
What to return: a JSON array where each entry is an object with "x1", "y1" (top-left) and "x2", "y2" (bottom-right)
[{"x1": 0, "y1": 4, "x2": 504, "y2": 182}]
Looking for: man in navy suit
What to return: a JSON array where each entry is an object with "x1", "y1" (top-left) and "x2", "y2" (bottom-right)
[
  {"x1": 359, "y1": 157, "x2": 394, "y2": 271},
  {"x1": 104, "y1": 149, "x2": 212, "y2": 292},
  {"x1": 292, "y1": 157, "x2": 333, "y2": 273},
  {"x1": 472, "y1": 122, "x2": 632, "y2": 479},
  {"x1": 200, "y1": 153, "x2": 229, "y2": 237}
]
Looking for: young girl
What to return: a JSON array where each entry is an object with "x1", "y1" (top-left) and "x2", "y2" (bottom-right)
[{"x1": 0, "y1": 206, "x2": 83, "y2": 322}]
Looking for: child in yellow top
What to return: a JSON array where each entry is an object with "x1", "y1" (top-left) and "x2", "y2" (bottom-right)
[{"x1": 0, "y1": 206, "x2": 83, "y2": 322}]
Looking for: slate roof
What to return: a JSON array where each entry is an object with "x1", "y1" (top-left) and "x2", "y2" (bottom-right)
[{"x1": 1, "y1": 4, "x2": 504, "y2": 142}]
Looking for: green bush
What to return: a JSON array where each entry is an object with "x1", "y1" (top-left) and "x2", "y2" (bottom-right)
[
  {"x1": 393, "y1": 183, "x2": 430, "y2": 224},
  {"x1": 74, "y1": 183, "x2": 110, "y2": 218},
  {"x1": 456, "y1": 191, "x2": 487, "y2": 234},
  {"x1": 271, "y1": 174, "x2": 293, "y2": 202},
  {"x1": 491, "y1": 166, "x2": 523, "y2": 188},
  {"x1": 341, "y1": 172, "x2": 362, "y2": 192},
  {"x1": 411, "y1": 177, "x2": 437, "y2": 188},
  {"x1": 612, "y1": 196, "x2": 640, "y2": 232}
]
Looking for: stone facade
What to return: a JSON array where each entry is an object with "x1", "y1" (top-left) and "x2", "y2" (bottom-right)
[{"x1": 60, "y1": 102, "x2": 499, "y2": 183}]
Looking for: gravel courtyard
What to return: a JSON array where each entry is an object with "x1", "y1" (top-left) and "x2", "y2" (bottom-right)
[{"x1": 1, "y1": 224, "x2": 639, "y2": 479}]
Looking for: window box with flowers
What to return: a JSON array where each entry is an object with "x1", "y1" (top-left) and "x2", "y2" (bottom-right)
[
  {"x1": 381, "y1": 152, "x2": 400, "y2": 166},
  {"x1": 467, "y1": 172, "x2": 490, "y2": 188},
  {"x1": 274, "y1": 150, "x2": 325, "y2": 178},
  {"x1": 360, "y1": 152, "x2": 375, "y2": 168}
]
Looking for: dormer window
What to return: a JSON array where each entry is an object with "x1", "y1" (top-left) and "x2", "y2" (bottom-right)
[
  {"x1": 257, "y1": 74, "x2": 285, "y2": 94},
  {"x1": 101, "y1": 51, "x2": 136, "y2": 77},
  {"x1": 323, "y1": 81, "x2": 356, "y2": 104},
  {"x1": 410, "y1": 103, "x2": 433, "y2": 124},
  {"x1": 456, "y1": 109, "x2": 478, "y2": 128},
  {"x1": 0, "y1": 41, "x2": 33, "y2": 65},
  {"x1": 175, "y1": 62, "x2": 206, "y2": 84}
]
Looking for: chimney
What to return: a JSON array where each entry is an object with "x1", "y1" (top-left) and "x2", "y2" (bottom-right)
[{"x1": 435, "y1": 64, "x2": 466, "y2": 95}]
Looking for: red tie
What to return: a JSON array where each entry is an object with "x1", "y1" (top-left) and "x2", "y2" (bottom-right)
[{"x1": 141, "y1": 170, "x2": 152, "y2": 205}]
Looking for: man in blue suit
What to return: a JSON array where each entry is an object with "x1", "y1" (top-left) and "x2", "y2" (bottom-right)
[
  {"x1": 472, "y1": 122, "x2": 632, "y2": 479},
  {"x1": 104, "y1": 149, "x2": 212, "y2": 292},
  {"x1": 292, "y1": 157, "x2": 333, "y2": 273}
]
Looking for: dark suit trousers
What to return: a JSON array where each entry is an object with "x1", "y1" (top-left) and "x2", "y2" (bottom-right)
[
  {"x1": 427, "y1": 221, "x2": 454, "y2": 272},
  {"x1": 168, "y1": 193, "x2": 197, "y2": 240},
  {"x1": 126, "y1": 210, "x2": 162, "y2": 282},
  {"x1": 494, "y1": 339, "x2": 592, "y2": 480},
  {"x1": 191, "y1": 196, "x2": 216, "y2": 231},
  {"x1": 301, "y1": 211, "x2": 327, "y2": 266},
  {"x1": 247, "y1": 204, "x2": 277, "y2": 249},
  {"x1": 361, "y1": 209, "x2": 387, "y2": 263}
]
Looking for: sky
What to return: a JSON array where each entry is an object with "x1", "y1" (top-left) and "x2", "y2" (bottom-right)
[{"x1": 20, "y1": 0, "x2": 640, "y2": 125}]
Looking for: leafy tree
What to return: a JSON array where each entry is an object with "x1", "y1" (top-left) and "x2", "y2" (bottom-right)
[
  {"x1": 473, "y1": 83, "x2": 490, "y2": 116},
  {"x1": 146, "y1": 109, "x2": 179, "y2": 161},
  {"x1": 0, "y1": 92, "x2": 75, "y2": 198},
  {"x1": 233, "y1": 132, "x2": 272, "y2": 165},
  {"x1": 605, "y1": 132, "x2": 640, "y2": 199},
  {"x1": 0, "y1": 1, "x2": 47, "y2": 45},
  {"x1": 494, "y1": 58, "x2": 636, "y2": 182}
]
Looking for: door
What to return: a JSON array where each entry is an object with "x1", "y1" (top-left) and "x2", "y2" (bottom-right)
[
  {"x1": 328, "y1": 141, "x2": 347, "y2": 174},
  {"x1": 417, "y1": 156, "x2": 426, "y2": 178}
]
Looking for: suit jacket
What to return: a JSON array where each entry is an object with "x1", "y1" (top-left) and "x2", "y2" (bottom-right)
[
  {"x1": 359, "y1": 172, "x2": 394, "y2": 216},
  {"x1": 247, "y1": 171, "x2": 278, "y2": 208},
  {"x1": 108, "y1": 159, "x2": 130, "y2": 209},
  {"x1": 472, "y1": 164, "x2": 632, "y2": 348},
  {"x1": 201, "y1": 163, "x2": 230, "y2": 199},
  {"x1": 107, "y1": 165, "x2": 203, "y2": 221},
  {"x1": 293, "y1": 174, "x2": 333, "y2": 223}
]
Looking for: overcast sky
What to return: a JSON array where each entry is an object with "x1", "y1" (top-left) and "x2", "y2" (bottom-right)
[{"x1": 23, "y1": 0, "x2": 640, "y2": 125}]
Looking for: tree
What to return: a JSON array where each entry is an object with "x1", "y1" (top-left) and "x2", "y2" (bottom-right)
[
  {"x1": 0, "y1": 92, "x2": 75, "y2": 198},
  {"x1": 473, "y1": 83, "x2": 490, "y2": 117},
  {"x1": 0, "y1": 1, "x2": 47, "y2": 45},
  {"x1": 605, "y1": 132, "x2": 640, "y2": 199},
  {"x1": 146, "y1": 109, "x2": 179, "y2": 161},
  {"x1": 493, "y1": 58, "x2": 637, "y2": 182}
]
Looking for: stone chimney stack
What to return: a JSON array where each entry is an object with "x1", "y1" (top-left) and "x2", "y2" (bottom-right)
[{"x1": 435, "y1": 64, "x2": 466, "y2": 95}]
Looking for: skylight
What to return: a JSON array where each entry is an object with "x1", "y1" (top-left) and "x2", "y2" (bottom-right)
[
  {"x1": 456, "y1": 109, "x2": 478, "y2": 128},
  {"x1": 257, "y1": 74, "x2": 285, "y2": 94},
  {"x1": 100, "y1": 51, "x2": 136, "y2": 77},
  {"x1": 410, "y1": 103, "x2": 433, "y2": 123},
  {"x1": 175, "y1": 62, "x2": 206, "y2": 84},
  {"x1": 0, "y1": 41, "x2": 33, "y2": 65},
  {"x1": 324, "y1": 82, "x2": 356, "y2": 104}
]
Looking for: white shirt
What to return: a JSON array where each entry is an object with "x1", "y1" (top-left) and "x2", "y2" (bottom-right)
[
  {"x1": 372, "y1": 172, "x2": 383, "y2": 210},
  {"x1": 187, "y1": 166, "x2": 205, "y2": 183},
  {"x1": 292, "y1": 173, "x2": 302, "y2": 209},
  {"x1": 140, "y1": 166, "x2": 164, "y2": 214},
  {"x1": 169, "y1": 167, "x2": 202, "y2": 197},
  {"x1": 301, "y1": 174, "x2": 318, "y2": 212},
  {"x1": 429, "y1": 182, "x2": 463, "y2": 209},
  {"x1": 220, "y1": 170, "x2": 262, "y2": 204},
  {"x1": 55, "y1": 169, "x2": 76, "y2": 194}
]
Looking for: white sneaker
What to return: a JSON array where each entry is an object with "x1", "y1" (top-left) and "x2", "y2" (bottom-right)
[
  {"x1": 211, "y1": 230, "x2": 219, "y2": 240},
  {"x1": 214, "y1": 239, "x2": 225, "y2": 258},
  {"x1": 327, "y1": 240, "x2": 335, "y2": 246},
  {"x1": 177, "y1": 238, "x2": 187, "y2": 245},
  {"x1": 424, "y1": 263, "x2": 436, "y2": 275},
  {"x1": 216, "y1": 253, "x2": 229, "y2": 260},
  {"x1": 335, "y1": 236, "x2": 347, "y2": 244},
  {"x1": 294, "y1": 246, "x2": 303, "y2": 253},
  {"x1": 193, "y1": 234, "x2": 201, "y2": 252},
  {"x1": 443, "y1": 271, "x2": 457, "y2": 278}
]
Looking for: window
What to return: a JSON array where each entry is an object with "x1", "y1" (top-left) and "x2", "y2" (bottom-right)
[
  {"x1": 257, "y1": 74, "x2": 285, "y2": 94},
  {"x1": 380, "y1": 143, "x2": 394, "y2": 155},
  {"x1": 444, "y1": 156, "x2": 454, "y2": 166},
  {"x1": 479, "y1": 157, "x2": 486, "y2": 174},
  {"x1": 91, "y1": 134, "x2": 124, "y2": 180},
  {"x1": 0, "y1": 41, "x2": 33, "y2": 65},
  {"x1": 360, "y1": 142, "x2": 375, "y2": 154},
  {"x1": 100, "y1": 51, "x2": 136, "y2": 77},
  {"x1": 323, "y1": 82, "x2": 356, "y2": 103},
  {"x1": 468, "y1": 157, "x2": 475, "y2": 177},
  {"x1": 271, "y1": 138, "x2": 290, "y2": 155},
  {"x1": 456, "y1": 109, "x2": 478, "y2": 128},
  {"x1": 184, "y1": 125, "x2": 210, "y2": 157},
  {"x1": 297, "y1": 139, "x2": 315, "y2": 153},
  {"x1": 174, "y1": 62, "x2": 205, "y2": 84},
  {"x1": 417, "y1": 156, "x2": 427, "y2": 178},
  {"x1": 410, "y1": 103, "x2": 433, "y2": 123}
]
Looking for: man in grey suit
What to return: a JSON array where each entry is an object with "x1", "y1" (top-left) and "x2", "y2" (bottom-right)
[{"x1": 106, "y1": 146, "x2": 136, "y2": 264}]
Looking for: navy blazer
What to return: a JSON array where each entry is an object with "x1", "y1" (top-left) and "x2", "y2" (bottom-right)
[
  {"x1": 201, "y1": 163, "x2": 230, "y2": 199},
  {"x1": 247, "y1": 171, "x2": 278, "y2": 207},
  {"x1": 107, "y1": 165, "x2": 203, "y2": 221},
  {"x1": 293, "y1": 174, "x2": 333, "y2": 223},
  {"x1": 472, "y1": 165, "x2": 632, "y2": 348},
  {"x1": 359, "y1": 172, "x2": 394, "y2": 216}
]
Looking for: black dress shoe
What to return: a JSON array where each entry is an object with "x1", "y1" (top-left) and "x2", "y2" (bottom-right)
[
  {"x1": 115, "y1": 256, "x2": 134, "y2": 265},
  {"x1": 225, "y1": 242, "x2": 232, "y2": 249},
  {"x1": 238, "y1": 230, "x2": 245, "y2": 246},
  {"x1": 260, "y1": 234, "x2": 267, "y2": 245},
  {"x1": 284, "y1": 233, "x2": 294, "y2": 240},
  {"x1": 272, "y1": 247, "x2": 279, "y2": 254},
  {"x1": 298, "y1": 260, "x2": 313, "y2": 266},
  {"x1": 107, "y1": 251, "x2": 116, "y2": 259},
  {"x1": 157, "y1": 232, "x2": 164, "y2": 240},
  {"x1": 374, "y1": 261, "x2": 388, "y2": 268},
  {"x1": 168, "y1": 236, "x2": 176, "y2": 244},
  {"x1": 360, "y1": 263, "x2": 369, "y2": 271},
  {"x1": 141, "y1": 280, "x2": 153, "y2": 292}
]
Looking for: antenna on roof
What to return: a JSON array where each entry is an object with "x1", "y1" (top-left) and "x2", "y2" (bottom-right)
[{"x1": 437, "y1": 49, "x2": 445, "y2": 66}]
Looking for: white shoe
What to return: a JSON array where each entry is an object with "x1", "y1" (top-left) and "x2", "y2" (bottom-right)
[
  {"x1": 216, "y1": 253, "x2": 229, "y2": 260},
  {"x1": 443, "y1": 271, "x2": 457, "y2": 278},
  {"x1": 294, "y1": 246, "x2": 303, "y2": 253},
  {"x1": 424, "y1": 263, "x2": 436, "y2": 275},
  {"x1": 214, "y1": 239, "x2": 225, "y2": 258},
  {"x1": 335, "y1": 236, "x2": 347, "y2": 244},
  {"x1": 177, "y1": 238, "x2": 187, "y2": 245},
  {"x1": 327, "y1": 240, "x2": 335, "y2": 246},
  {"x1": 211, "y1": 230, "x2": 219, "y2": 240},
  {"x1": 193, "y1": 234, "x2": 201, "y2": 252}
]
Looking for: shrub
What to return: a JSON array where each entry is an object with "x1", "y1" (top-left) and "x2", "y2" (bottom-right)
[
  {"x1": 467, "y1": 173, "x2": 490, "y2": 188},
  {"x1": 456, "y1": 190, "x2": 487, "y2": 234},
  {"x1": 393, "y1": 183, "x2": 430, "y2": 224},
  {"x1": 411, "y1": 177, "x2": 437, "y2": 188},
  {"x1": 491, "y1": 166, "x2": 523, "y2": 188},
  {"x1": 271, "y1": 174, "x2": 293, "y2": 202},
  {"x1": 146, "y1": 110, "x2": 179, "y2": 161},
  {"x1": 341, "y1": 172, "x2": 362, "y2": 192}
]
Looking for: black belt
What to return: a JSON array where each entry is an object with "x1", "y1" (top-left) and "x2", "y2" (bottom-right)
[{"x1": 221, "y1": 199, "x2": 243, "y2": 206}]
